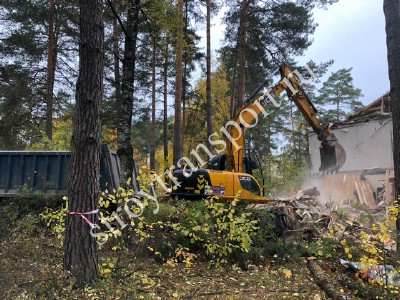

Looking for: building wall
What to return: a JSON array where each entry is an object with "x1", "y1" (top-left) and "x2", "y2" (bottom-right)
[{"x1": 308, "y1": 118, "x2": 393, "y2": 174}]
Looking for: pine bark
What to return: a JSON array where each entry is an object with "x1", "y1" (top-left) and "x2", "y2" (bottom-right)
[
  {"x1": 63, "y1": 0, "x2": 103, "y2": 287},
  {"x1": 307, "y1": 260, "x2": 343, "y2": 300},
  {"x1": 384, "y1": 0, "x2": 400, "y2": 255},
  {"x1": 45, "y1": 0, "x2": 58, "y2": 140},
  {"x1": 173, "y1": 0, "x2": 184, "y2": 165},
  {"x1": 113, "y1": 8, "x2": 121, "y2": 121},
  {"x1": 150, "y1": 35, "x2": 156, "y2": 170},
  {"x1": 163, "y1": 41, "x2": 169, "y2": 162},
  {"x1": 238, "y1": 0, "x2": 249, "y2": 103},
  {"x1": 117, "y1": 0, "x2": 140, "y2": 184},
  {"x1": 182, "y1": 1, "x2": 189, "y2": 153},
  {"x1": 206, "y1": 0, "x2": 213, "y2": 149}
]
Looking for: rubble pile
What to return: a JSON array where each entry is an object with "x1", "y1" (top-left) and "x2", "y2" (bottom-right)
[{"x1": 248, "y1": 187, "x2": 392, "y2": 239}]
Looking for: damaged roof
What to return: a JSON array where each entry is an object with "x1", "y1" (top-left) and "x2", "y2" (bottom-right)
[
  {"x1": 344, "y1": 92, "x2": 391, "y2": 124},
  {"x1": 349, "y1": 92, "x2": 391, "y2": 120}
]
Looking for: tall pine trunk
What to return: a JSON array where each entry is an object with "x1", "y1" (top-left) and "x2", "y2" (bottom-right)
[
  {"x1": 113, "y1": 7, "x2": 121, "y2": 126},
  {"x1": 206, "y1": 0, "x2": 213, "y2": 149},
  {"x1": 118, "y1": 0, "x2": 140, "y2": 184},
  {"x1": 336, "y1": 99, "x2": 340, "y2": 123},
  {"x1": 238, "y1": 0, "x2": 249, "y2": 103},
  {"x1": 230, "y1": 49, "x2": 238, "y2": 118},
  {"x1": 63, "y1": 0, "x2": 103, "y2": 287},
  {"x1": 383, "y1": 0, "x2": 400, "y2": 255},
  {"x1": 163, "y1": 40, "x2": 169, "y2": 162},
  {"x1": 173, "y1": 0, "x2": 184, "y2": 165},
  {"x1": 46, "y1": 0, "x2": 57, "y2": 140},
  {"x1": 150, "y1": 35, "x2": 156, "y2": 170},
  {"x1": 182, "y1": 1, "x2": 189, "y2": 153}
]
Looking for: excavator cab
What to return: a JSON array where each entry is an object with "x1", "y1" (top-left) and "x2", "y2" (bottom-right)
[{"x1": 207, "y1": 154, "x2": 227, "y2": 170}]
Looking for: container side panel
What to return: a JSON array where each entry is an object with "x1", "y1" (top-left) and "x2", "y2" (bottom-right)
[
  {"x1": 10, "y1": 155, "x2": 23, "y2": 190},
  {"x1": 47, "y1": 155, "x2": 59, "y2": 191},
  {"x1": 60, "y1": 155, "x2": 71, "y2": 191},
  {"x1": 34, "y1": 155, "x2": 46, "y2": 191},
  {"x1": 0, "y1": 155, "x2": 10, "y2": 192},
  {"x1": 22, "y1": 155, "x2": 34, "y2": 189}
]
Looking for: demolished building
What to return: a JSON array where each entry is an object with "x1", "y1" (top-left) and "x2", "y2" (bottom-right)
[{"x1": 308, "y1": 93, "x2": 394, "y2": 208}]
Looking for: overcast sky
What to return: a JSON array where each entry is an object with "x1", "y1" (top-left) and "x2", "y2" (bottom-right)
[
  {"x1": 302, "y1": 0, "x2": 389, "y2": 105},
  {"x1": 206, "y1": 0, "x2": 389, "y2": 106}
]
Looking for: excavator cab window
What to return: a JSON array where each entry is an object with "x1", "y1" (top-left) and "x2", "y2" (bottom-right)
[
  {"x1": 207, "y1": 155, "x2": 226, "y2": 170},
  {"x1": 243, "y1": 157, "x2": 260, "y2": 174},
  {"x1": 250, "y1": 158, "x2": 259, "y2": 169},
  {"x1": 238, "y1": 175, "x2": 261, "y2": 196}
]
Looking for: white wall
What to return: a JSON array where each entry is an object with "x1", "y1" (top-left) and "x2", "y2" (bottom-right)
[{"x1": 308, "y1": 118, "x2": 393, "y2": 174}]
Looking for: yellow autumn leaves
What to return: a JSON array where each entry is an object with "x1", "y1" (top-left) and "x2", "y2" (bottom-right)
[{"x1": 282, "y1": 268, "x2": 292, "y2": 279}]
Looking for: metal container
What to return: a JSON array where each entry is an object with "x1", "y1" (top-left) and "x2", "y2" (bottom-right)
[{"x1": 0, "y1": 144, "x2": 121, "y2": 197}]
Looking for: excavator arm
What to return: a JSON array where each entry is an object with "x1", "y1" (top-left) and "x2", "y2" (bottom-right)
[{"x1": 225, "y1": 64, "x2": 346, "y2": 174}]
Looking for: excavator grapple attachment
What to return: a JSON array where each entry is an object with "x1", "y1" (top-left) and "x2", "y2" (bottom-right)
[{"x1": 319, "y1": 139, "x2": 346, "y2": 173}]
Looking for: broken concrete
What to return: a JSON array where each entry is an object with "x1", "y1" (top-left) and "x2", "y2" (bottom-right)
[{"x1": 308, "y1": 93, "x2": 395, "y2": 210}]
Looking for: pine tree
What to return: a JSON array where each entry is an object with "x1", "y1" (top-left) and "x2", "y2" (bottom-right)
[
  {"x1": 63, "y1": 0, "x2": 103, "y2": 287},
  {"x1": 117, "y1": 0, "x2": 141, "y2": 184},
  {"x1": 206, "y1": 0, "x2": 213, "y2": 150},
  {"x1": 383, "y1": 0, "x2": 400, "y2": 256},
  {"x1": 220, "y1": 0, "x2": 337, "y2": 103},
  {"x1": 173, "y1": 0, "x2": 184, "y2": 165},
  {"x1": 163, "y1": 40, "x2": 170, "y2": 163},
  {"x1": 0, "y1": 0, "x2": 79, "y2": 148},
  {"x1": 218, "y1": 0, "x2": 337, "y2": 177},
  {"x1": 185, "y1": 63, "x2": 231, "y2": 153},
  {"x1": 317, "y1": 68, "x2": 363, "y2": 123}
]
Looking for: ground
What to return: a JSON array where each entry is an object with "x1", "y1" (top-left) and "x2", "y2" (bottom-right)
[
  {"x1": 0, "y1": 199, "x2": 394, "y2": 300},
  {"x1": 0, "y1": 216, "x2": 328, "y2": 300}
]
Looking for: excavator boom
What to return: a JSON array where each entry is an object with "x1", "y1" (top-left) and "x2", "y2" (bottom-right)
[
  {"x1": 170, "y1": 64, "x2": 346, "y2": 202},
  {"x1": 228, "y1": 64, "x2": 346, "y2": 173},
  {"x1": 279, "y1": 65, "x2": 346, "y2": 172}
]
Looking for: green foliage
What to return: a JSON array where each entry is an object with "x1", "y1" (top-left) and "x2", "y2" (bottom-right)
[
  {"x1": 317, "y1": 67, "x2": 363, "y2": 122},
  {"x1": 263, "y1": 150, "x2": 309, "y2": 197},
  {"x1": 0, "y1": 202, "x2": 41, "y2": 237},
  {"x1": 250, "y1": 210, "x2": 281, "y2": 245},
  {"x1": 95, "y1": 191, "x2": 260, "y2": 269},
  {"x1": 0, "y1": 65, "x2": 42, "y2": 149},
  {"x1": 248, "y1": 209, "x2": 313, "y2": 264},
  {"x1": 29, "y1": 118, "x2": 73, "y2": 150},
  {"x1": 0, "y1": 192, "x2": 59, "y2": 240},
  {"x1": 221, "y1": 0, "x2": 334, "y2": 97},
  {"x1": 309, "y1": 203, "x2": 400, "y2": 299},
  {"x1": 39, "y1": 196, "x2": 68, "y2": 245},
  {"x1": 14, "y1": 213, "x2": 41, "y2": 235},
  {"x1": 0, "y1": 0, "x2": 78, "y2": 149},
  {"x1": 142, "y1": 0, "x2": 177, "y2": 32},
  {"x1": 336, "y1": 208, "x2": 349, "y2": 222},
  {"x1": 173, "y1": 198, "x2": 259, "y2": 268},
  {"x1": 131, "y1": 106, "x2": 164, "y2": 164},
  {"x1": 99, "y1": 257, "x2": 119, "y2": 279},
  {"x1": 3, "y1": 186, "x2": 62, "y2": 213},
  {"x1": 183, "y1": 64, "x2": 231, "y2": 159}
]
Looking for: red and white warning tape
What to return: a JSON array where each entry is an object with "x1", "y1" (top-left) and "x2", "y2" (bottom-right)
[{"x1": 67, "y1": 209, "x2": 99, "y2": 229}]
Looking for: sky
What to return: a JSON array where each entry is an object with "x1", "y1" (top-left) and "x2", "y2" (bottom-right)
[
  {"x1": 302, "y1": 0, "x2": 389, "y2": 105},
  {"x1": 204, "y1": 0, "x2": 389, "y2": 106}
]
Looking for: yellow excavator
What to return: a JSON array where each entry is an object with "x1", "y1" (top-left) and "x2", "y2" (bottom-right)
[{"x1": 171, "y1": 64, "x2": 346, "y2": 203}]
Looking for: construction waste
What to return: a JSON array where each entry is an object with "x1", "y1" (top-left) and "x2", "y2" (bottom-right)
[
  {"x1": 248, "y1": 187, "x2": 398, "y2": 287},
  {"x1": 247, "y1": 187, "x2": 395, "y2": 244}
]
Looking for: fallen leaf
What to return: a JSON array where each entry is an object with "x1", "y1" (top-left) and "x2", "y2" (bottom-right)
[{"x1": 282, "y1": 268, "x2": 292, "y2": 279}]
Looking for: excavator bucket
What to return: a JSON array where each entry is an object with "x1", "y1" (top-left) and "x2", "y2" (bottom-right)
[{"x1": 319, "y1": 140, "x2": 346, "y2": 173}]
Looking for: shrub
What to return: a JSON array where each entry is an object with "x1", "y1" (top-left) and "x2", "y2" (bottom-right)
[{"x1": 172, "y1": 197, "x2": 259, "y2": 268}]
